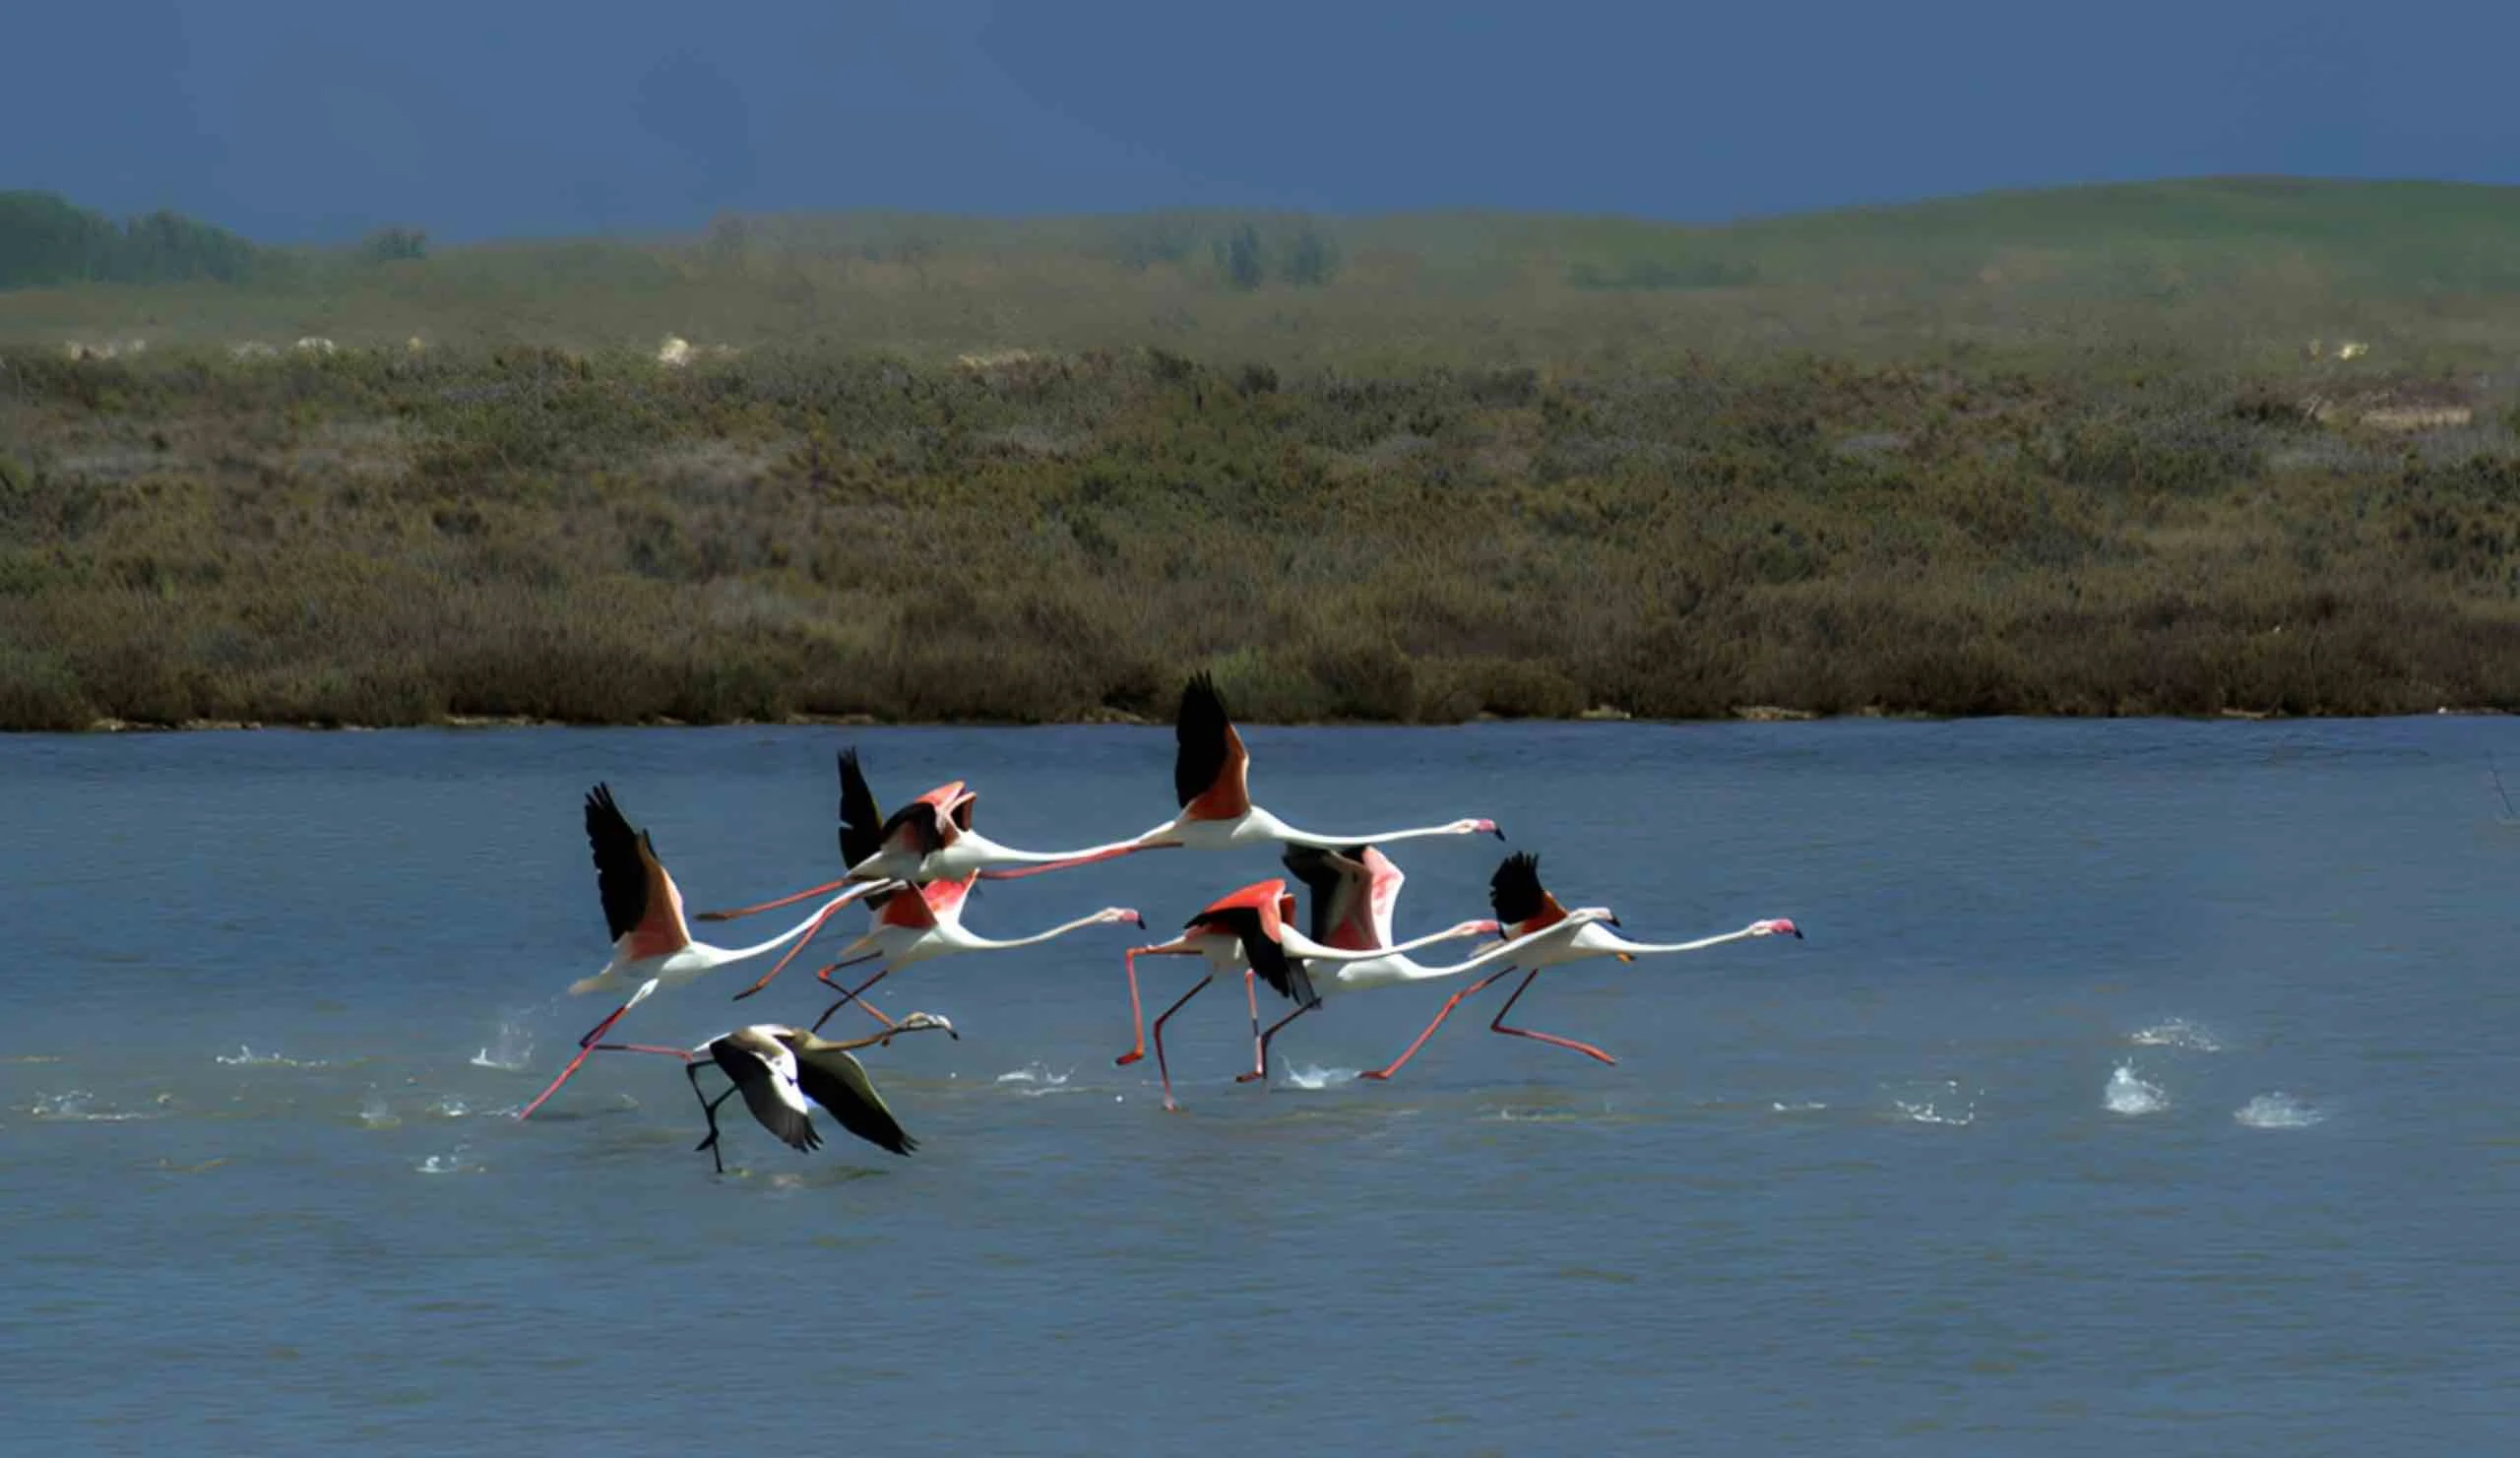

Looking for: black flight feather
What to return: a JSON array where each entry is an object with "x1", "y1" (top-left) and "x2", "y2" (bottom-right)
[
  {"x1": 1173, "y1": 672, "x2": 1233, "y2": 809},
  {"x1": 585, "y1": 783, "x2": 652, "y2": 943}
]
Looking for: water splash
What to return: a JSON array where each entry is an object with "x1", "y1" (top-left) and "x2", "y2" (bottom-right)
[
  {"x1": 1892, "y1": 1100, "x2": 1976, "y2": 1126},
  {"x1": 217, "y1": 1046, "x2": 324, "y2": 1067},
  {"x1": 1770, "y1": 1101, "x2": 1829, "y2": 1113},
  {"x1": 2130, "y1": 1019, "x2": 2223, "y2": 1052},
  {"x1": 357, "y1": 1093, "x2": 399, "y2": 1127},
  {"x1": 2104, "y1": 1064, "x2": 2168, "y2": 1115},
  {"x1": 426, "y1": 1096, "x2": 473, "y2": 1118},
  {"x1": 994, "y1": 1064, "x2": 1080, "y2": 1097},
  {"x1": 416, "y1": 1146, "x2": 481, "y2": 1174},
  {"x1": 31, "y1": 1091, "x2": 155, "y2": 1122},
  {"x1": 471, "y1": 1019, "x2": 535, "y2": 1071},
  {"x1": 1280, "y1": 1064, "x2": 1358, "y2": 1090},
  {"x1": 2236, "y1": 1093, "x2": 2323, "y2": 1129}
]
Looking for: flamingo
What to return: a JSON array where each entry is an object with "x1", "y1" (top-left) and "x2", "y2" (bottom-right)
[
  {"x1": 1230, "y1": 843, "x2": 1503, "y2": 1085},
  {"x1": 1358, "y1": 853, "x2": 1801, "y2": 1081},
  {"x1": 514, "y1": 785, "x2": 860, "y2": 1121},
  {"x1": 1018, "y1": 674, "x2": 1503, "y2": 876},
  {"x1": 802, "y1": 875, "x2": 1145, "y2": 1035},
  {"x1": 695, "y1": 749, "x2": 1153, "y2": 969},
  {"x1": 687, "y1": 1013, "x2": 959, "y2": 1173},
  {"x1": 1116, "y1": 877, "x2": 1525, "y2": 1109}
]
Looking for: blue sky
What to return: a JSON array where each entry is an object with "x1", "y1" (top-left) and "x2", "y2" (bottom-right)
[{"x1": 10, "y1": 0, "x2": 2515, "y2": 241}]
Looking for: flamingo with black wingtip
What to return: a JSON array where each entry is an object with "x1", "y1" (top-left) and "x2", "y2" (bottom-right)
[
  {"x1": 1357, "y1": 852, "x2": 1802, "y2": 1081},
  {"x1": 1116, "y1": 877, "x2": 1527, "y2": 1109},
  {"x1": 800, "y1": 873, "x2": 1146, "y2": 1035},
  {"x1": 1228, "y1": 843, "x2": 1503, "y2": 1084},
  {"x1": 515, "y1": 785, "x2": 862, "y2": 1120},
  {"x1": 1016, "y1": 674, "x2": 1503, "y2": 879},
  {"x1": 695, "y1": 750, "x2": 1158, "y2": 959}
]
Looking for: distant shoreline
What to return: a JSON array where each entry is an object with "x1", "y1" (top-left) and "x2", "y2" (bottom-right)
[{"x1": 34, "y1": 706, "x2": 2513, "y2": 736}]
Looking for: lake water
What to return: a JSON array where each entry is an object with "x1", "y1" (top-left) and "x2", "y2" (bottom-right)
[{"x1": 5, "y1": 719, "x2": 2518, "y2": 1454}]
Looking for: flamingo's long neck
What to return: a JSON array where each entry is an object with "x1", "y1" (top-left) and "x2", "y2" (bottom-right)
[
  {"x1": 1269, "y1": 814, "x2": 1476, "y2": 850},
  {"x1": 1283, "y1": 919, "x2": 1483, "y2": 964},
  {"x1": 702, "y1": 893, "x2": 859, "y2": 964},
  {"x1": 1399, "y1": 915, "x2": 1611, "y2": 979},
  {"x1": 1583, "y1": 925, "x2": 1767, "y2": 956},
  {"x1": 961, "y1": 830, "x2": 1151, "y2": 879},
  {"x1": 949, "y1": 914, "x2": 1120, "y2": 952}
]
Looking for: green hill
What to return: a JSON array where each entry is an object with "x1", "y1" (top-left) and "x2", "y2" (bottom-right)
[{"x1": 6, "y1": 178, "x2": 2519, "y2": 370}]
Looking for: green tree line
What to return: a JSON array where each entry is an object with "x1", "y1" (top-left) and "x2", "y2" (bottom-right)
[{"x1": 0, "y1": 191, "x2": 270, "y2": 289}]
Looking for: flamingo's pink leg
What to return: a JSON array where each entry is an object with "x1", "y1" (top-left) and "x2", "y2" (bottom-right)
[
  {"x1": 696, "y1": 879, "x2": 848, "y2": 922},
  {"x1": 1235, "y1": 1001, "x2": 1315, "y2": 1085},
  {"x1": 1357, "y1": 967, "x2": 1519, "y2": 1082},
  {"x1": 729, "y1": 898, "x2": 854, "y2": 1001},
  {"x1": 518, "y1": 997, "x2": 645, "y2": 1119},
  {"x1": 1148, "y1": 973, "x2": 1213, "y2": 1112},
  {"x1": 809, "y1": 961, "x2": 895, "y2": 1034},
  {"x1": 1114, "y1": 947, "x2": 1156, "y2": 1066},
  {"x1": 1487, "y1": 969, "x2": 1616, "y2": 1066}
]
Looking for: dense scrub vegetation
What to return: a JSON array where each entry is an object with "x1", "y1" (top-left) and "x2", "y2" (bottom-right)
[{"x1": 2, "y1": 336, "x2": 2515, "y2": 730}]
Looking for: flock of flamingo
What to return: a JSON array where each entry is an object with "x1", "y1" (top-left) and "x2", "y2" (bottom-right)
[{"x1": 513, "y1": 673, "x2": 1803, "y2": 1172}]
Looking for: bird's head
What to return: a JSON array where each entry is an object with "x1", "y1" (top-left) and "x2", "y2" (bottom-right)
[
  {"x1": 1750, "y1": 918, "x2": 1802, "y2": 940},
  {"x1": 1456, "y1": 918, "x2": 1505, "y2": 942},
  {"x1": 894, "y1": 1011, "x2": 960, "y2": 1041},
  {"x1": 1456, "y1": 817, "x2": 1504, "y2": 840},
  {"x1": 1572, "y1": 905, "x2": 1621, "y2": 929},
  {"x1": 1105, "y1": 908, "x2": 1149, "y2": 929}
]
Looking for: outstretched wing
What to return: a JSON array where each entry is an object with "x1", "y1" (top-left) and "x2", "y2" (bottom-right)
[
  {"x1": 586, "y1": 784, "x2": 689, "y2": 955},
  {"x1": 585, "y1": 784, "x2": 649, "y2": 943},
  {"x1": 713, "y1": 1032, "x2": 822, "y2": 1156},
  {"x1": 1174, "y1": 672, "x2": 1252, "y2": 818},
  {"x1": 787, "y1": 1044, "x2": 918, "y2": 1156},
  {"x1": 1488, "y1": 852, "x2": 1567, "y2": 934},
  {"x1": 1282, "y1": 844, "x2": 1378, "y2": 950},
  {"x1": 1357, "y1": 847, "x2": 1406, "y2": 948},
  {"x1": 1204, "y1": 903, "x2": 1313, "y2": 1007},
  {"x1": 877, "y1": 782, "x2": 970, "y2": 859},
  {"x1": 837, "y1": 748, "x2": 886, "y2": 870}
]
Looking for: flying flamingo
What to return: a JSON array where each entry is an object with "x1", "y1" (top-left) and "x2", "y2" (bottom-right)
[
  {"x1": 1229, "y1": 843, "x2": 1503, "y2": 1084},
  {"x1": 695, "y1": 749, "x2": 1157, "y2": 946},
  {"x1": 1116, "y1": 877, "x2": 1518, "y2": 1109},
  {"x1": 516, "y1": 785, "x2": 861, "y2": 1120},
  {"x1": 687, "y1": 1013, "x2": 959, "y2": 1173},
  {"x1": 802, "y1": 874, "x2": 1145, "y2": 1035},
  {"x1": 1016, "y1": 675, "x2": 1503, "y2": 877},
  {"x1": 1358, "y1": 853, "x2": 1801, "y2": 1081}
]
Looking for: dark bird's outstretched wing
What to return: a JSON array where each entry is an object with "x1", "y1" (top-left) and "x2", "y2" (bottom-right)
[
  {"x1": 712, "y1": 1032, "x2": 822, "y2": 1156},
  {"x1": 783, "y1": 1040, "x2": 918, "y2": 1156}
]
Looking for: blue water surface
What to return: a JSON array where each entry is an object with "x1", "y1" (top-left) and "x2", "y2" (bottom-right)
[{"x1": 4, "y1": 718, "x2": 2516, "y2": 1455}]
